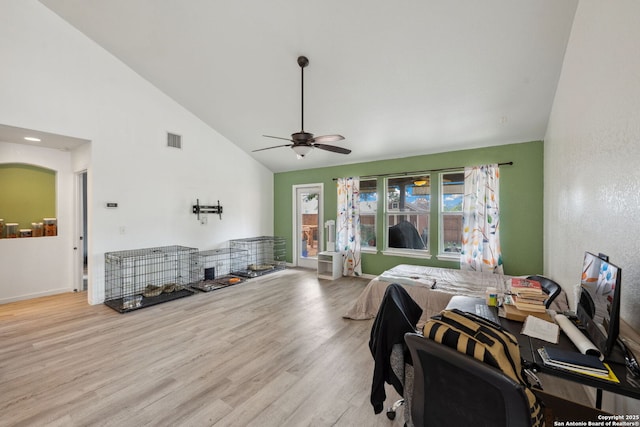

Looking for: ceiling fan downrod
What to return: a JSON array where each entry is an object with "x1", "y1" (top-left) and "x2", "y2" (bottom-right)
[
  {"x1": 298, "y1": 55, "x2": 309, "y2": 134},
  {"x1": 254, "y1": 54, "x2": 349, "y2": 157}
]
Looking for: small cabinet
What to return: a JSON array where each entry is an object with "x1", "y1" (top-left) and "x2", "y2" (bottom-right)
[{"x1": 317, "y1": 251, "x2": 342, "y2": 280}]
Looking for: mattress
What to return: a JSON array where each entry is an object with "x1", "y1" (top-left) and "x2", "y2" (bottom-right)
[{"x1": 343, "y1": 264, "x2": 565, "y2": 329}]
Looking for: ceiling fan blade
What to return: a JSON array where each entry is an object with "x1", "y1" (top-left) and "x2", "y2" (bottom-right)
[
  {"x1": 262, "y1": 56, "x2": 349, "y2": 158},
  {"x1": 263, "y1": 135, "x2": 293, "y2": 142},
  {"x1": 312, "y1": 134, "x2": 345, "y2": 143},
  {"x1": 252, "y1": 143, "x2": 293, "y2": 152},
  {"x1": 313, "y1": 143, "x2": 351, "y2": 154}
]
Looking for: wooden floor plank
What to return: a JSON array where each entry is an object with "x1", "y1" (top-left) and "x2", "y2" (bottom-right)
[{"x1": 0, "y1": 268, "x2": 591, "y2": 426}]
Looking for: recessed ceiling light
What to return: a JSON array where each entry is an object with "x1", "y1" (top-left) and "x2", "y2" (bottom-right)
[{"x1": 24, "y1": 136, "x2": 41, "y2": 142}]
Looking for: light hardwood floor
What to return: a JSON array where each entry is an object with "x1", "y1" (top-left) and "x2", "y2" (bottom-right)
[
  {"x1": 0, "y1": 268, "x2": 591, "y2": 426},
  {"x1": 1, "y1": 269, "x2": 404, "y2": 426}
]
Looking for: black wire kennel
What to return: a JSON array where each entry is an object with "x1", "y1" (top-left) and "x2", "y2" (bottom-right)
[
  {"x1": 229, "y1": 236, "x2": 286, "y2": 277},
  {"x1": 104, "y1": 245, "x2": 198, "y2": 313}
]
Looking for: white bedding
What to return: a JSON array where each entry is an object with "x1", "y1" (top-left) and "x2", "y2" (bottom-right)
[
  {"x1": 343, "y1": 264, "x2": 532, "y2": 328},
  {"x1": 379, "y1": 264, "x2": 512, "y2": 297}
]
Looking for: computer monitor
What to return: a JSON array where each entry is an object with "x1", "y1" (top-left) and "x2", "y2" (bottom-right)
[{"x1": 577, "y1": 251, "x2": 622, "y2": 358}]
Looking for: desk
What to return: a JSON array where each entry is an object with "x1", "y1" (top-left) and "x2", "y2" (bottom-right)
[
  {"x1": 446, "y1": 296, "x2": 640, "y2": 408},
  {"x1": 502, "y1": 317, "x2": 640, "y2": 408}
]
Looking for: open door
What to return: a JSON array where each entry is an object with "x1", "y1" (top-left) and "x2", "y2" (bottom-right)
[
  {"x1": 293, "y1": 184, "x2": 323, "y2": 269},
  {"x1": 74, "y1": 171, "x2": 88, "y2": 292}
]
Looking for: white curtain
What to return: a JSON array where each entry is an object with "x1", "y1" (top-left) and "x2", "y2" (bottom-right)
[
  {"x1": 337, "y1": 177, "x2": 362, "y2": 276},
  {"x1": 460, "y1": 164, "x2": 503, "y2": 274}
]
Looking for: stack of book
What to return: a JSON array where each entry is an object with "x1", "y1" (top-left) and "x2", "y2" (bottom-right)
[
  {"x1": 537, "y1": 346, "x2": 619, "y2": 382},
  {"x1": 510, "y1": 277, "x2": 547, "y2": 313}
]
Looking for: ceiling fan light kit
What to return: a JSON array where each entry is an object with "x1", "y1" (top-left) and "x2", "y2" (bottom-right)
[
  {"x1": 254, "y1": 55, "x2": 351, "y2": 159},
  {"x1": 292, "y1": 144, "x2": 313, "y2": 158}
]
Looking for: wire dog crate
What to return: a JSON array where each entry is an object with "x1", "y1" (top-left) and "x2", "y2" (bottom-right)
[
  {"x1": 192, "y1": 247, "x2": 249, "y2": 292},
  {"x1": 229, "y1": 236, "x2": 286, "y2": 277},
  {"x1": 104, "y1": 245, "x2": 198, "y2": 313}
]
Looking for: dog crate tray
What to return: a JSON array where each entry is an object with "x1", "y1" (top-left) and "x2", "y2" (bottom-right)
[
  {"x1": 192, "y1": 275, "x2": 246, "y2": 292},
  {"x1": 104, "y1": 287, "x2": 195, "y2": 313}
]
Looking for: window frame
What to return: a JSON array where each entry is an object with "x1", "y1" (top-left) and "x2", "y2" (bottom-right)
[
  {"x1": 437, "y1": 171, "x2": 464, "y2": 261},
  {"x1": 358, "y1": 178, "x2": 378, "y2": 253},
  {"x1": 382, "y1": 175, "x2": 431, "y2": 259}
]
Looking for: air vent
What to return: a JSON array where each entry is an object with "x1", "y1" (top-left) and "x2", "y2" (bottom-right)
[{"x1": 167, "y1": 132, "x2": 182, "y2": 149}]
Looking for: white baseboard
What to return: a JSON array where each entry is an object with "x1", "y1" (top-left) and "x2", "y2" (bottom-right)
[{"x1": 0, "y1": 288, "x2": 74, "y2": 305}]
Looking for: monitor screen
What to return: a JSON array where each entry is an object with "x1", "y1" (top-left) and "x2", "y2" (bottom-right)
[{"x1": 577, "y1": 252, "x2": 621, "y2": 358}]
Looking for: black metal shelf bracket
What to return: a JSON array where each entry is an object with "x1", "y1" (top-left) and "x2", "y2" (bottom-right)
[{"x1": 193, "y1": 199, "x2": 223, "y2": 220}]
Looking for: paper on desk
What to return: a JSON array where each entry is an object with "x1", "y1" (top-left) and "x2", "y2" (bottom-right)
[
  {"x1": 554, "y1": 314, "x2": 602, "y2": 360},
  {"x1": 521, "y1": 315, "x2": 560, "y2": 344}
]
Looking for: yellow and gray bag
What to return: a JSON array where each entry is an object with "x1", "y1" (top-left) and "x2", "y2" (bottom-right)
[{"x1": 423, "y1": 308, "x2": 545, "y2": 427}]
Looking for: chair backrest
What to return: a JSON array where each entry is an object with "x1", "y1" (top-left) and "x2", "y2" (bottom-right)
[
  {"x1": 527, "y1": 275, "x2": 561, "y2": 308},
  {"x1": 405, "y1": 333, "x2": 533, "y2": 427},
  {"x1": 369, "y1": 284, "x2": 423, "y2": 414}
]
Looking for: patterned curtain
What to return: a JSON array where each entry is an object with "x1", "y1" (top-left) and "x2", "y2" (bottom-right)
[
  {"x1": 460, "y1": 164, "x2": 503, "y2": 273},
  {"x1": 337, "y1": 177, "x2": 362, "y2": 276}
]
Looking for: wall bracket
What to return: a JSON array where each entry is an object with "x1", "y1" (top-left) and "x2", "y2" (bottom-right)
[{"x1": 193, "y1": 199, "x2": 223, "y2": 220}]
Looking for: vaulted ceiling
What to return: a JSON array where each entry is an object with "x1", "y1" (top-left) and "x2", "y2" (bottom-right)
[{"x1": 39, "y1": 0, "x2": 578, "y2": 172}]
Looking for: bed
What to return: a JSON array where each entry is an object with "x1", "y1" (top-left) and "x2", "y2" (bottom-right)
[{"x1": 343, "y1": 264, "x2": 568, "y2": 328}]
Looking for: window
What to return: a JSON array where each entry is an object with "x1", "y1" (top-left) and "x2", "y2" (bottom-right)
[
  {"x1": 440, "y1": 171, "x2": 464, "y2": 256},
  {"x1": 0, "y1": 163, "x2": 56, "y2": 238},
  {"x1": 385, "y1": 175, "x2": 429, "y2": 254},
  {"x1": 359, "y1": 179, "x2": 377, "y2": 249}
]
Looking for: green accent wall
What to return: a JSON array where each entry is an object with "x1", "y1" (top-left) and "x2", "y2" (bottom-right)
[
  {"x1": 0, "y1": 163, "x2": 56, "y2": 230},
  {"x1": 274, "y1": 141, "x2": 543, "y2": 277}
]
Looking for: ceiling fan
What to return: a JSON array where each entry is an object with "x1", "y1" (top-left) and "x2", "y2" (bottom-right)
[{"x1": 253, "y1": 55, "x2": 350, "y2": 159}]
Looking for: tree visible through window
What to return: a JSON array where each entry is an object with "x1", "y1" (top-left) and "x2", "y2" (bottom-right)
[{"x1": 386, "y1": 176, "x2": 429, "y2": 252}]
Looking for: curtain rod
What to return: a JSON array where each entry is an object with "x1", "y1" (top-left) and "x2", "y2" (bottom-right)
[{"x1": 332, "y1": 161, "x2": 513, "y2": 181}]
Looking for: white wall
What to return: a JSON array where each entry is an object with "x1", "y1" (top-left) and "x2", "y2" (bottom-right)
[
  {"x1": 0, "y1": 1, "x2": 274, "y2": 304},
  {"x1": 545, "y1": 0, "x2": 640, "y2": 413},
  {"x1": 0, "y1": 142, "x2": 75, "y2": 302}
]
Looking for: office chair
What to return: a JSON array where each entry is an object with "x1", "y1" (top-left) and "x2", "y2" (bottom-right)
[
  {"x1": 387, "y1": 343, "x2": 414, "y2": 423},
  {"x1": 369, "y1": 284, "x2": 422, "y2": 423},
  {"x1": 527, "y1": 275, "x2": 561, "y2": 309},
  {"x1": 405, "y1": 332, "x2": 536, "y2": 427}
]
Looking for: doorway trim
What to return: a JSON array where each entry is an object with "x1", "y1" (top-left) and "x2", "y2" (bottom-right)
[
  {"x1": 73, "y1": 170, "x2": 88, "y2": 293},
  {"x1": 292, "y1": 183, "x2": 324, "y2": 268}
]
